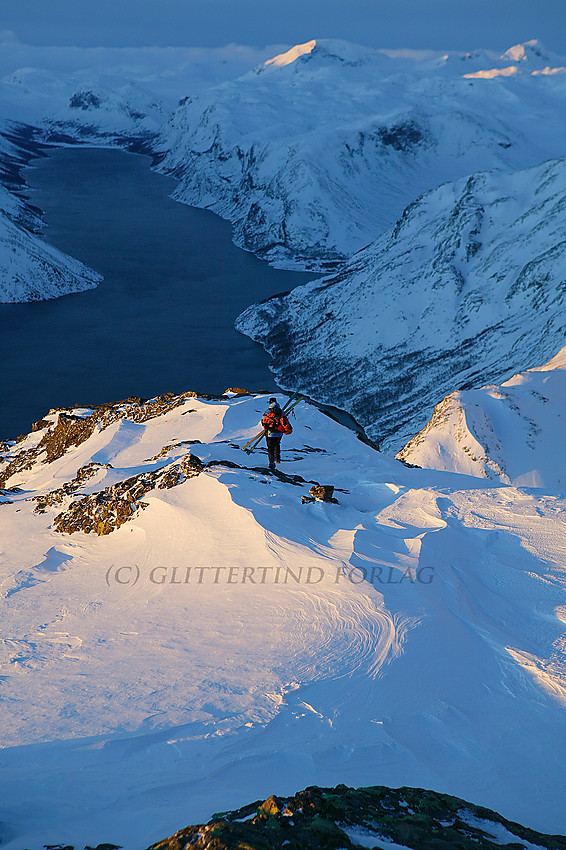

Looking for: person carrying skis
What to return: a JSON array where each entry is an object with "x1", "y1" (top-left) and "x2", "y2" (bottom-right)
[{"x1": 261, "y1": 397, "x2": 292, "y2": 471}]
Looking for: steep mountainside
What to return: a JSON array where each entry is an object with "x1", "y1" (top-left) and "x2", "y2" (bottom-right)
[
  {"x1": 156, "y1": 38, "x2": 566, "y2": 270},
  {"x1": 397, "y1": 345, "x2": 566, "y2": 488},
  {"x1": 237, "y1": 157, "x2": 566, "y2": 451}
]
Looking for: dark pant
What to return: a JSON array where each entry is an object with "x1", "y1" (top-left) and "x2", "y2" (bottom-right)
[{"x1": 266, "y1": 436, "x2": 282, "y2": 467}]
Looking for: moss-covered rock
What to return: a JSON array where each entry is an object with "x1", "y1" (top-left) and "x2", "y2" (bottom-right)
[{"x1": 148, "y1": 784, "x2": 566, "y2": 850}]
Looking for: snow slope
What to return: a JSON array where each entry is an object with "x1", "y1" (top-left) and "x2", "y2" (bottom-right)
[
  {"x1": 237, "y1": 156, "x2": 566, "y2": 452},
  {"x1": 1, "y1": 389, "x2": 565, "y2": 847},
  {"x1": 156, "y1": 38, "x2": 566, "y2": 269},
  {"x1": 397, "y1": 345, "x2": 566, "y2": 488}
]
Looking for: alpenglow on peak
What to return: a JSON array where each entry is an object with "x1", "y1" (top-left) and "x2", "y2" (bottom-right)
[{"x1": 263, "y1": 39, "x2": 317, "y2": 69}]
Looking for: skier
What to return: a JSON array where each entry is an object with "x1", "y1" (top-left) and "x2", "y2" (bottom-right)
[{"x1": 261, "y1": 397, "x2": 292, "y2": 471}]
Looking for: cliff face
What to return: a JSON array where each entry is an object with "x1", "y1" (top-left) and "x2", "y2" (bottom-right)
[{"x1": 237, "y1": 157, "x2": 566, "y2": 451}]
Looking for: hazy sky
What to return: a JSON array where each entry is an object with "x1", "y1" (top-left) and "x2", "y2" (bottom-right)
[{"x1": 1, "y1": 0, "x2": 564, "y2": 53}]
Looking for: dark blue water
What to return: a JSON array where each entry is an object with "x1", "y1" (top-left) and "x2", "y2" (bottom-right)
[{"x1": 0, "y1": 147, "x2": 315, "y2": 440}]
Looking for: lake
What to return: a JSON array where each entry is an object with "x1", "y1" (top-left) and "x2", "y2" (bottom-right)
[{"x1": 0, "y1": 146, "x2": 315, "y2": 440}]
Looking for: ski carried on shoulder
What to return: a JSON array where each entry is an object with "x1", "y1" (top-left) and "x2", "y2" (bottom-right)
[{"x1": 242, "y1": 393, "x2": 303, "y2": 454}]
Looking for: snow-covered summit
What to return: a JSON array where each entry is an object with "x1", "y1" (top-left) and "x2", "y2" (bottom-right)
[
  {"x1": 260, "y1": 38, "x2": 318, "y2": 70},
  {"x1": 397, "y1": 344, "x2": 566, "y2": 488},
  {"x1": 257, "y1": 38, "x2": 378, "y2": 73},
  {"x1": 501, "y1": 38, "x2": 557, "y2": 67},
  {"x1": 236, "y1": 156, "x2": 566, "y2": 451}
]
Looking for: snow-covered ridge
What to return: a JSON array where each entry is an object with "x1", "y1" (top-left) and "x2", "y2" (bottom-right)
[
  {"x1": 397, "y1": 344, "x2": 566, "y2": 488},
  {"x1": 155, "y1": 38, "x2": 566, "y2": 270},
  {"x1": 236, "y1": 156, "x2": 566, "y2": 451},
  {"x1": 1, "y1": 69, "x2": 166, "y2": 141},
  {"x1": 1, "y1": 387, "x2": 566, "y2": 846}
]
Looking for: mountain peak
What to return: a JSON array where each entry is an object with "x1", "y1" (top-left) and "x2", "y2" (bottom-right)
[
  {"x1": 502, "y1": 39, "x2": 550, "y2": 64},
  {"x1": 259, "y1": 38, "x2": 376, "y2": 74}
]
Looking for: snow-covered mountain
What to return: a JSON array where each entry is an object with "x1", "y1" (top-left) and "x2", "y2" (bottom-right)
[
  {"x1": 3, "y1": 37, "x2": 566, "y2": 301},
  {"x1": 0, "y1": 68, "x2": 166, "y2": 141},
  {"x1": 0, "y1": 65, "x2": 167, "y2": 302},
  {"x1": 397, "y1": 344, "x2": 566, "y2": 488},
  {"x1": 1, "y1": 388, "x2": 566, "y2": 847},
  {"x1": 155, "y1": 38, "x2": 566, "y2": 270},
  {"x1": 237, "y1": 156, "x2": 566, "y2": 452}
]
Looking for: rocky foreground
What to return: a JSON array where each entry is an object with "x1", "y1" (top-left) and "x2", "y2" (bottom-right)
[{"x1": 151, "y1": 784, "x2": 566, "y2": 850}]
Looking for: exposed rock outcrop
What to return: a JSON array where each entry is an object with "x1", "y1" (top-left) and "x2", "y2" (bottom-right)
[
  {"x1": 0, "y1": 391, "x2": 203, "y2": 488},
  {"x1": 53, "y1": 453, "x2": 203, "y2": 535},
  {"x1": 149, "y1": 784, "x2": 566, "y2": 850}
]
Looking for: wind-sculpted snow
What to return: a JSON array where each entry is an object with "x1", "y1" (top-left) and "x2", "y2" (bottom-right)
[
  {"x1": 1, "y1": 389, "x2": 566, "y2": 847},
  {"x1": 397, "y1": 344, "x2": 566, "y2": 488},
  {"x1": 237, "y1": 157, "x2": 566, "y2": 451},
  {"x1": 156, "y1": 38, "x2": 566, "y2": 269}
]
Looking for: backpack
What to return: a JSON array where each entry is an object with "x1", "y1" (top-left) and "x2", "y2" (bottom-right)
[
  {"x1": 262, "y1": 410, "x2": 293, "y2": 435},
  {"x1": 262, "y1": 411, "x2": 280, "y2": 432},
  {"x1": 278, "y1": 414, "x2": 293, "y2": 435}
]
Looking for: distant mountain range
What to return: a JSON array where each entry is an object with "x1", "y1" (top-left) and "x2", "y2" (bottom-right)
[
  {"x1": 2, "y1": 37, "x2": 565, "y2": 302},
  {"x1": 156, "y1": 38, "x2": 566, "y2": 270}
]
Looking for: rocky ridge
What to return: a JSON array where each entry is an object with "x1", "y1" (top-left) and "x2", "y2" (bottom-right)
[
  {"x1": 0, "y1": 389, "x2": 337, "y2": 534},
  {"x1": 150, "y1": 784, "x2": 566, "y2": 850}
]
